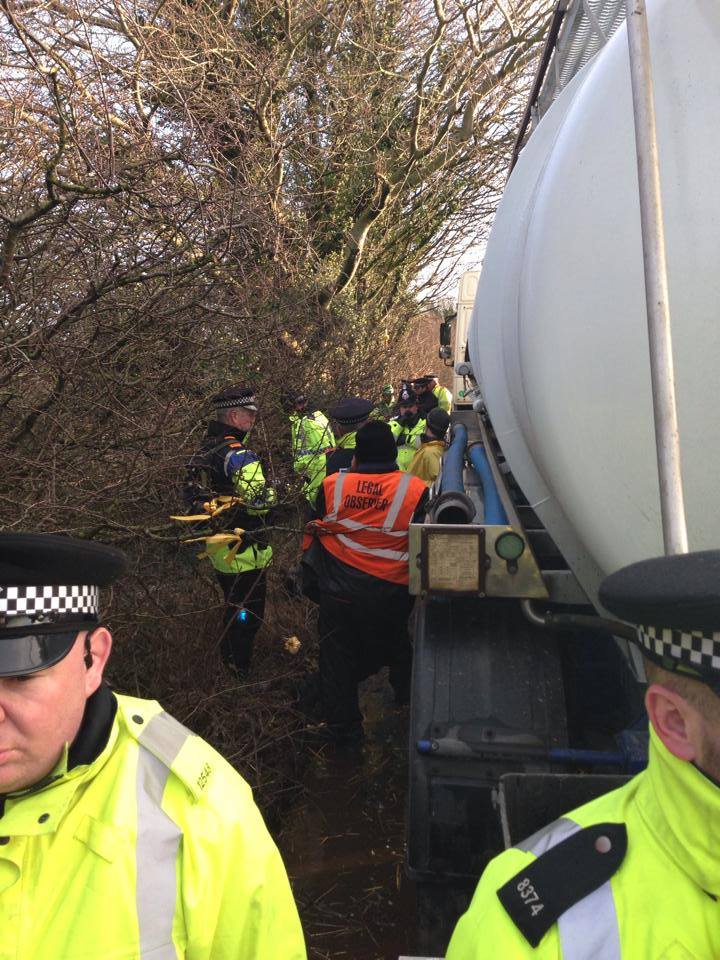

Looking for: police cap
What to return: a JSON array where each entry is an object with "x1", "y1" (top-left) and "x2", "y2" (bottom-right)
[
  {"x1": 212, "y1": 384, "x2": 258, "y2": 412},
  {"x1": 329, "y1": 397, "x2": 373, "y2": 426},
  {"x1": 599, "y1": 550, "x2": 720, "y2": 687},
  {"x1": 0, "y1": 534, "x2": 127, "y2": 677},
  {"x1": 398, "y1": 387, "x2": 418, "y2": 405}
]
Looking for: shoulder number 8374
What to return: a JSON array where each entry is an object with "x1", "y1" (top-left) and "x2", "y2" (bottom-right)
[{"x1": 517, "y1": 877, "x2": 544, "y2": 916}]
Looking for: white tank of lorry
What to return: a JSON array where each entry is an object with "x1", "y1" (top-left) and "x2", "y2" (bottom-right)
[{"x1": 469, "y1": 0, "x2": 720, "y2": 603}]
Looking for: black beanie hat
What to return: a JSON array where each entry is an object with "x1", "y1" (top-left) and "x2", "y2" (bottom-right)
[
  {"x1": 427, "y1": 408, "x2": 451, "y2": 436},
  {"x1": 354, "y1": 420, "x2": 398, "y2": 465}
]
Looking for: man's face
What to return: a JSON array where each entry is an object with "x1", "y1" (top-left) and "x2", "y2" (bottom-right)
[
  {"x1": 399, "y1": 403, "x2": 418, "y2": 419},
  {"x1": 0, "y1": 632, "x2": 101, "y2": 792},
  {"x1": 229, "y1": 408, "x2": 257, "y2": 433}
]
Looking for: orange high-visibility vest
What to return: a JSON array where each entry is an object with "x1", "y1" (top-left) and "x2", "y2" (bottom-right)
[{"x1": 303, "y1": 470, "x2": 427, "y2": 584}]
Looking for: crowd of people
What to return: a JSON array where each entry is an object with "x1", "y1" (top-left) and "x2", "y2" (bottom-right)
[
  {"x1": 6, "y1": 376, "x2": 720, "y2": 960},
  {"x1": 181, "y1": 375, "x2": 454, "y2": 712}
]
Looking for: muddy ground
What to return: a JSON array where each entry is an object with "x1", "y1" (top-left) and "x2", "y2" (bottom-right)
[{"x1": 278, "y1": 672, "x2": 420, "y2": 960}]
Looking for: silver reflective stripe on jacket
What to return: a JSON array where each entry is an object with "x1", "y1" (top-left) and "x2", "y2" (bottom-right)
[
  {"x1": 335, "y1": 533, "x2": 409, "y2": 562},
  {"x1": 334, "y1": 517, "x2": 406, "y2": 538},
  {"x1": 326, "y1": 471, "x2": 412, "y2": 532},
  {"x1": 518, "y1": 817, "x2": 621, "y2": 960},
  {"x1": 383, "y1": 472, "x2": 412, "y2": 531},
  {"x1": 322, "y1": 471, "x2": 415, "y2": 562},
  {"x1": 328, "y1": 471, "x2": 345, "y2": 521},
  {"x1": 135, "y1": 712, "x2": 191, "y2": 959}
]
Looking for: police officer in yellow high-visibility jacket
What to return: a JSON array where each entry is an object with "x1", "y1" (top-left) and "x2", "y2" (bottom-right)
[
  {"x1": 282, "y1": 390, "x2": 335, "y2": 505},
  {"x1": 389, "y1": 387, "x2": 426, "y2": 471},
  {"x1": 427, "y1": 374, "x2": 453, "y2": 413},
  {"x1": 447, "y1": 550, "x2": 720, "y2": 960},
  {"x1": 184, "y1": 385, "x2": 275, "y2": 672},
  {"x1": 0, "y1": 533, "x2": 306, "y2": 960}
]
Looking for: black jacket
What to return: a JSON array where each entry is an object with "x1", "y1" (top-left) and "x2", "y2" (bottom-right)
[
  {"x1": 183, "y1": 421, "x2": 271, "y2": 539},
  {"x1": 417, "y1": 390, "x2": 439, "y2": 416}
]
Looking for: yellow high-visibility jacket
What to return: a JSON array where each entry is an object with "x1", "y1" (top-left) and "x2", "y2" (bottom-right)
[
  {"x1": 205, "y1": 453, "x2": 275, "y2": 575},
  {"x1": 290, "y1": 411, "x2": 335, "y2": 504},
  {"x1": 447, "y1": 726, "x2": 720, "y2": 959},
  {"x1": 432, "y1": 384, "x2": 453, "y2": 412},
  {"x1": 390, "y1": 417, "x2": 426, "y2": 471},
  {"x1": 0, "y1": 693, "x2": 307, "y2": 960}
]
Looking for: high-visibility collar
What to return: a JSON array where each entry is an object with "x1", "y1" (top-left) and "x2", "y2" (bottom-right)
[
  {"x1": 0, "y1": 712, "x2": 120, "y2": 837},
  {"x1": 395, "y1": 418, "x2": 424, "y2": 440},
  {"x1": 637, "y1": 725, "x2": 720, "y2": 896},
  {"x1": 335, "y1": 431, "x2": 357, "y2": 449},
  {"x1": 206, "y1": 421, "x2": 247, "y2": 445}
]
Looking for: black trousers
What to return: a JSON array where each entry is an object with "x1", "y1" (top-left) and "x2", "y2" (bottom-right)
[
  {"x1": 215, "y1": 569, "x2": 267, "y2": 672},
  {"x1": 318, "y1": 591, "x2": 414, "y2": 737}
]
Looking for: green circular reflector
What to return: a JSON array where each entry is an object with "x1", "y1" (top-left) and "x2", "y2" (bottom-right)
[{"x1": 495, "y1": 531, "x2": 525, "y2": 561}]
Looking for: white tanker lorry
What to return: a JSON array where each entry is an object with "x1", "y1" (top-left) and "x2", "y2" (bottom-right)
[{"x1": 405, "y1": 1, "x2": 719, "y2": 953}]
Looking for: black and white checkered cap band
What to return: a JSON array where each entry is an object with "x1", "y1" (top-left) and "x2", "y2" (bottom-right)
[
  {"x1": 0, "y1": 585, "x2": 99, "y2": 619},
  {"x1": 638, "y1": 624, "x2": 720, "y2": 673},
  {"x1": 335, "y1": 413, "x2": 369, "y2": 425},
  {"x1": 215, "y1": 396, "x2": 257, "y2": 411}
]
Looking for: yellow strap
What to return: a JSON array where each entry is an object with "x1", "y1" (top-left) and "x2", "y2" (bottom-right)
[
  {"x1": 183, "y1": 529, "x2": 245, "y2": 546},
  {"x1": 184, "y1": 529, "x2": 246, "y2": 562},
  {"x1": 169, "y1": 496, "x2": 245, "y2": 523}
]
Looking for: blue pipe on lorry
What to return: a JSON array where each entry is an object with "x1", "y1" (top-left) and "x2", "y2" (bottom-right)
[
  {"x1": 415, "y1": 739, "x2": 647, "y2": 774},
  {"x1": 434, "y1": 423, "x2": 476, "y2": 524},
  {"x1": 440, "y1": 423, "x2": 468, "y2": 496},
  {"x1": 467, "y1": 443, "x2": 508, "y2": 525}
]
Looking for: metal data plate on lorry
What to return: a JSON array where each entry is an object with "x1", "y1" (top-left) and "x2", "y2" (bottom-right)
[
  {"x1": 409, "y1": 523, "x2": 548, "y2": 599},
  {"x1": 421, "y1": 526, "x2": 486, "y2": 595}
]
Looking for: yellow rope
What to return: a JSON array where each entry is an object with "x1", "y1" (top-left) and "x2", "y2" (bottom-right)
[
  {"x1": 169, "y1": 495, "x2": 244, "y2": 522},
  {"x1": 181, "y1": 529, "x2": 247, "y2": 563},
  {"x1": 170, "y1": 497, "x2": 248, "y2": 562}
]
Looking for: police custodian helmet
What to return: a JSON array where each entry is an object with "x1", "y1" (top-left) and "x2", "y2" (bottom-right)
[
  {"x1": 600, "y1": 549, "x2": 720, "y2": 691},
  {"x1": 0, "y1": 534, "x2": 127, "y2": 677}
]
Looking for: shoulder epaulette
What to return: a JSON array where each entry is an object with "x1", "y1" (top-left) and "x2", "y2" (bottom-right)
[
  {"x1": 497, "y1": 822, "x2": 627, "y2": 947},
  {"x1": 121, "y1": 700, "x2": 211, "y2": 801}
]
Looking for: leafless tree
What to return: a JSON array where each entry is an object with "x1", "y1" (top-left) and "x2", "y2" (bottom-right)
[{"x1": 0, "y1": 0, "x2": 553, "y2": 801}]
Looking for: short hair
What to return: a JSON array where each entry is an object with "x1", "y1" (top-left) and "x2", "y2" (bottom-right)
[
  {"x1": 216, "y1": 406, "x2": 254, "y2": 425},
  {"x1": 644, "y1": 656, "x2": 720, "y2": 720}
]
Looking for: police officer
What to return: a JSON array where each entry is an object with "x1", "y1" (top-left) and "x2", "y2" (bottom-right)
[
  {"x1": 447, "y1": 549, "x2": 720, "y2": 959},
  {"x1": 411, "y1": 375, "x2": 440, "y2": 416},
  {"x1": 324, "y1": 397, "x2": 374, "y2": 477},
  {"x1": 183, "y1": 385, "x2": 275, "y2": 673},
  {"x1": 407, "y1": 407, "x2": 450, "y2": 485},
  {"x1": 281, "y1": 390, "x2": 335, "y2": 505},
  {"x1": 0, "y1": 533, "x2": 306, "y2": 960},
  {"x1": 390, "y1": 387, "x2": 427, "y2": 471},
  {"x1": 426, "y1": 373, "x2": 453, "y2": 413},
  {"x1": 302, "y1": 421, "x2": 429, "y2": 743}
]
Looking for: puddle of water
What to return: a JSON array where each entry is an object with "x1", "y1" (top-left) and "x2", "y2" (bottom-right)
[{"x1": 279, "y1": 671, "x2": 417, "y2": 960}]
